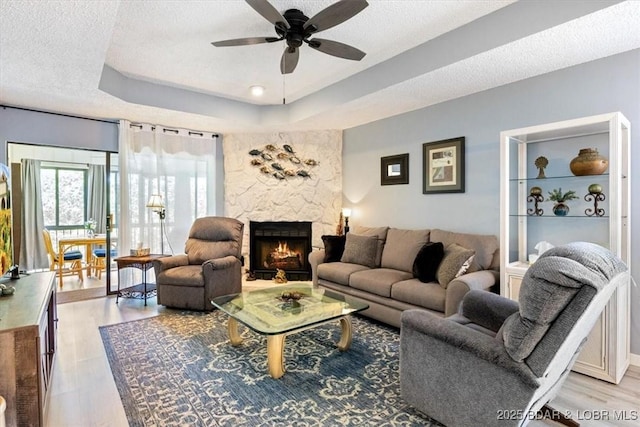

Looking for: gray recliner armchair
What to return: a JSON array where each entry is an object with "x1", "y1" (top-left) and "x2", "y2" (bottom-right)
[
  {"x1": 400, "y1": 242, "x2": 628, "y2": 427},
  {"x1": 153, "y1": 216, "x2": 244, "y2": 311}
]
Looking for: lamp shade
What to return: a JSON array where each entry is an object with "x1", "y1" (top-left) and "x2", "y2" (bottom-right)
[
  {"x1": 146, "y1": 194, "x2": 164, "y2": 210},
  {"x1": 342, "y1": 208, "x2": 352, "y2": 218}
]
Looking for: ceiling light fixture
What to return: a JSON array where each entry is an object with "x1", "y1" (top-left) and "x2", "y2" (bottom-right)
[{"x1": 250, "y1": 85, "x2": 265, "y2": 97}]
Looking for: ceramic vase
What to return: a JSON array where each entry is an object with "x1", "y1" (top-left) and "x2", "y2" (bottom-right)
[
  {"x1": 553, "y1": 202, "x2": 570, "y2": 216},
  {"x1": 569, "y1": 148, "x2": 608, "y2": 176}
]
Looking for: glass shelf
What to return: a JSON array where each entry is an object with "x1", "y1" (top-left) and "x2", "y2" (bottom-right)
[
  {"x1": 509, "y1": 173, "x2": 608, "y2": 182},
  {"x1": 509, "y1": 214, "x2": 609, "y2": 219}
]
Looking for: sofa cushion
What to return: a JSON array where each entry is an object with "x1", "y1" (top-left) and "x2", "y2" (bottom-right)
[
  {"x1": 381, "y1": 228, "x2": 430, "y2": 273},
  {"x1": 436, "y1": 243, "x2": 475, "y2": 288},
  {"x1": 349, "y1": 268, "x2": 413, "y2": 298},
  {"x1": 317, "y1": 262, "x2": 369, "y2": 286},
  {"x1": 186, "y1": 217, "x2": 243, "y2": 264},
  {"x1": 412, "y1": 242, "x2": 445, "y2": 283},
  {"x1": 321, "y1": 235, "x2": 346, "y2": 262},
  {"x1": 430, "y1": 229, "x2": 498, "y2": 272},
  {"x1": 156, "y1": 265, "x2": 204, "y2": 287},
  {"x1": 341, "y1": 233, "x2": 378, "y2": 268},
  {"x1": 391, "y1": 278, "x2": 446, "y2": 312},
  {"x1": 352, "y1": 225, "x2": 389, "y2": 267}
]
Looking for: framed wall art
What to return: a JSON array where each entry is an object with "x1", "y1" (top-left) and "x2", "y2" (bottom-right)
[
  {"x1": 380, "y1": 153, "x2": 409, "y2": 185},
  {"x1": 422, "y1": 137, "x2": 465, "y2": 194}
]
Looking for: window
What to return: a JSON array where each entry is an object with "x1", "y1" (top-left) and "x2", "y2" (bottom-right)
[{"x1": 40, "y1": 166, "x2": 87, "y2": 229}]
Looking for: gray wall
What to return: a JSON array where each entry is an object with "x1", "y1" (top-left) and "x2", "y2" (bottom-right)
[
  {"x1": 0, "y1": 107, "x2": 119, "y2": 159},
  {"x1": 0, "y1": 108, "x2": 226, "y2": 215},
  {"x1": 343, "y1": 49, "x2": 640, "y2": 354}
]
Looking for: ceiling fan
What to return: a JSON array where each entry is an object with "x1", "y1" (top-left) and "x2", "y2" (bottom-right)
[{"x1": 211, "y1": 0, "x2": 369, "y2": 74}]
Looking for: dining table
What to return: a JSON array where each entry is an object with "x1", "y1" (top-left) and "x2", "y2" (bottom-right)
[{"x1": 57, "y1": 234, "x2": 111, "y2": 288}]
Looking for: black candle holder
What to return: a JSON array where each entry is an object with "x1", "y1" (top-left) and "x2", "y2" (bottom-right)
[
  {"x1": 585, "y1": 191, "x2": 606, "y2": 217},
  {"x1": 527, "y1": 194, "x2": 544, "y2": 216}
]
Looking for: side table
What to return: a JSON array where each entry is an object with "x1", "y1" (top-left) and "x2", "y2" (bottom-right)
[{"x1": 114, "y1": 254, "x2": 166, "y2": 306}]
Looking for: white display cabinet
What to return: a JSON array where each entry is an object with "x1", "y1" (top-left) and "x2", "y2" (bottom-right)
[{"x1": 499, "y1": 112, "x2": 630, "y2": 383}]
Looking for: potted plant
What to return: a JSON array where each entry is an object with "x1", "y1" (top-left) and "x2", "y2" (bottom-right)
[{"x1": 547, "y1": 188, "x2": 579, "y2": 216}]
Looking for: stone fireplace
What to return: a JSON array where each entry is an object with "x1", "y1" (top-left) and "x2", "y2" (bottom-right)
[
  {"x1": 250, "y1": 221, "x2": 312, "y2": 281},
  {"x1": 223, "y1": 130, "x2": 343, "y2": 269}
]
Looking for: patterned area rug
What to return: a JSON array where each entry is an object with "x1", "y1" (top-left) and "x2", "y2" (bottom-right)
[{"x1": 99, "y1": 311, "x2": 441, "y2": 426}]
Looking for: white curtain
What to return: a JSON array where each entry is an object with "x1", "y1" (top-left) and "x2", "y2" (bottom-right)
[
  {"x1": 20, "y1": 159, "x2": 48, "y2": 270},
  {"x1": 118, "y1": 120, "x2": 218, "y2": 256},
  {"x1": 87, "y1": 164, "x2": 107, "y2": 233}
]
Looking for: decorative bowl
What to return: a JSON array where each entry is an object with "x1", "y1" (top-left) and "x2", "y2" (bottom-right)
[{"x1": 130, "y1": 248, "x2": 150, "y2": 257}]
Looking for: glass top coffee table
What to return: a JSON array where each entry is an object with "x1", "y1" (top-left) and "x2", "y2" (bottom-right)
[{"x1": 211, "y1": 284, "x2": 369, "y2": 379}]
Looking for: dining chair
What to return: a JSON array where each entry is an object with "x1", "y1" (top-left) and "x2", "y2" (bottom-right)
[
  {"x1": 42, "y1": 229, "x2": 84, "y2": 282},
  {"x1": 92, "y1": 246, "x2": 117, "y2": 279}
]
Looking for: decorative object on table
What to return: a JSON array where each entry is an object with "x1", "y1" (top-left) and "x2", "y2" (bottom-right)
[
  {"x1": 534, "y1": 156, "x2": 548, "y2": 179},
  {"x1": 278, "y1": 290, "x2": 304, "y2": 302},
  {"x1": 569, "y1": 148, "x2": 609, "y2": 176},
  {"x1": 527, "y1": 186, "x2": 544, "y2": 216},
  {"x1": 146, "y1": 194, "x2": 166, "y2": 254},
  {"x1": 547, "y1": 188, "x2": 578, "y2": 216},
  {"x1": 422, "y1": 137, "x2": 465, "y2": 194},
  {"x1": 380, "y1": 153, "x2": 409, "y2": 185},
  {"x1": 248, "y1": 143, "x2": 316, "y2": 180},
  {"x1": 342, "y1": 208, "x2": 351, "y2": 233},
  {"x1": 273, "y1": 268, "x2": 288, "y2": 284},
  {"x1": 84, "y1": 218, "x2": 96, "y2": 237},
  {"x1": 585, "y1": 183, "x2": 606, "y2": 217},
  {"x1": 0, "y1": 283, "x2": 15, "y2": 296},
  {"x1": 129, "y1": 247, "x2": 150, "y2": 257},
  {"x1": 335, "y1": 211, "x2": 344, "y2": 236}
]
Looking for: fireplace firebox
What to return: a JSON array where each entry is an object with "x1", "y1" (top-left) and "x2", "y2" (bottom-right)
[{"x1": 249, "y1": 221, "x2": 312, "y2": 281}]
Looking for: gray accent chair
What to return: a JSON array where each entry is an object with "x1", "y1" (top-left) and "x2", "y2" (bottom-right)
[
  {"x1": 400, "y1": 242, "x2": 628, "y2": 427},
  {"x1": 153, "y1": 217, "x2": 244, "y2": 311}
]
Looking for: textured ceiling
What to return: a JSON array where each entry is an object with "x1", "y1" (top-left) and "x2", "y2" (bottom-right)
[{"x1": 1, "y1": 0, "x2": 639, "y2": 133}]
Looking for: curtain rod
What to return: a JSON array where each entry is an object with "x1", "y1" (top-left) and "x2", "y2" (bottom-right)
[
  {"x1": 1, "y1": 105, "x2": 220, "y2": 138},
  {"x1": 128, "y1": 122, "x2": 219, "y2": 138},
  {"x1": 1, "y1": 104, "x2": 117, "y2": 124}
]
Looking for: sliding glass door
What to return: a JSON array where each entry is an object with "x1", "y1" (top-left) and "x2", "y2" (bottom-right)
[{"x1": 7, "y1": 143, "x2": 118, "y2": 296}]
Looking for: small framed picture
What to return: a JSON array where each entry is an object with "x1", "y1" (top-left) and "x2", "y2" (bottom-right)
[
  {"x1": 422, "y1": 137, "x2": 465, "y2": 194},
  {"x1": 381, "y1": 153, "x2": 409, "y2": 185}
]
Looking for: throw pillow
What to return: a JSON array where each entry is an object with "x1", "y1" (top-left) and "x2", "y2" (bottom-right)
[
  {"x1": 321, "y1": 235, "x2": 346, "y2": 263},
  {"x1": 436, "y1": 243, "x2": 475, "y2": 288},
  {"x1": 340, "y1": 233, "x2": 378, "y2": 268},
  {"x1": 412, "y1": 242, "x2": 445, "y2": 283},
  {"x1": 351, "y1": 225, "x2": 389, "y2": 267}
]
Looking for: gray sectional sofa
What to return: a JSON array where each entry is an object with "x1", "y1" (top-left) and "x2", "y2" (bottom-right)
[{"x1": 309, "y1": 226, "x2": 500, "y2": 328}]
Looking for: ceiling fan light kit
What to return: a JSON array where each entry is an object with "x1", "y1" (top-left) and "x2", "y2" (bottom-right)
[{"x1": 212, "y1": 0, "x2": 368, "y2": 75}]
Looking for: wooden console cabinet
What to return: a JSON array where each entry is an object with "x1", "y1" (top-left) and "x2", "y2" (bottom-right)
[{"x1": 0, "y1": 272, "x2": 57, "y2": 427}]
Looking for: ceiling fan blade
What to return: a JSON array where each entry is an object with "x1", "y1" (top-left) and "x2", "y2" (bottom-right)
[
  {"x1": 212, "y1": 36, "x2": 280, "y2": 47},
  {"x1": 304, "y1": 0, "x2": 368, "y2": 33},
  {"x1": 307, "y1": 38, "x2": 366, "y2": 61},
  {"x1": 280, "y1": 47, "x2": 299, "y2": 74},
  {"x1": 246, "y1": 0, "x2": 290, "y2": 29}
]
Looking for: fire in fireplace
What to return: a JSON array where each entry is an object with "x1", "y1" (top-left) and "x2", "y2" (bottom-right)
[{"x1": 250, "y1": 221, "x2": 312, "y2": 281}]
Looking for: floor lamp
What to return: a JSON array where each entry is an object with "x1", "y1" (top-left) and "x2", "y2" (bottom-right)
[{"x1": 146, "y1": 194, "x2": 165, "y2": 255}]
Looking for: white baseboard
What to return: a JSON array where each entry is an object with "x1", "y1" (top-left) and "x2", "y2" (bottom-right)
[{"x1": 630, "y1": 352, "x2": 640, "y2": 367}]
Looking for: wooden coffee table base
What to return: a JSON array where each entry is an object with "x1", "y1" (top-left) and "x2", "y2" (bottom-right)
[{"x1": 226, "y1": 316, "x2": 353, "y2": 379}]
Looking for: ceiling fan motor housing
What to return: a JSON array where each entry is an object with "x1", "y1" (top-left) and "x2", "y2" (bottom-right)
[{"x1": 280, "y1": 9, "x2": 312, "y2": 48}]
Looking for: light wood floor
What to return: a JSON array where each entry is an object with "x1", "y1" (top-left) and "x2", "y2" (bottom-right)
[{"x1": 44, "y1": 281, "x2": 640, "y2": 427}]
